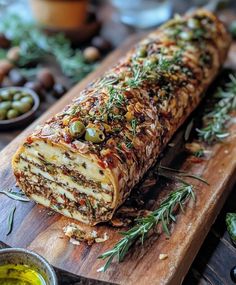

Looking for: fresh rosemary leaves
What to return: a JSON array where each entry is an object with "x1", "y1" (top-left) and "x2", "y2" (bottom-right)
[
  {"x1": 197, "y1": 74, "x2": 236, "y2": 143},
  {"x1": 158, "y1": 165, "x2": 209, "y2": 185},
  {"x1": 0, "y1": 189, "x2": 30, "y2": 202},
  {"x1": 0, "y1": 14, "x2": 94, "y2": 83},
  {"x1": 98, "y1": 183, "x2": 195, "y2": 272},
  {"x1": 7, "y1": 206, "x2": 16, "y2": 236}
]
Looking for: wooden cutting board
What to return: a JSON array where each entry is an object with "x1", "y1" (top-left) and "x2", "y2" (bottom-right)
[{"x1": 0, "y1": 35, "x2": 236, "y2": 285}]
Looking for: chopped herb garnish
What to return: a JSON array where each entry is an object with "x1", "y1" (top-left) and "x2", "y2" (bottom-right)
[
  {"x1": 193, "y1": 149, "x2": 204, "y2": 158},
  {"x1": 131, "y1": 118, "x2": 137, "y2": 136},
  {"x1": 125, "y1": 140, "x2": 133, "y2": 149},
  {"x1": 126, "y1": 66, "x2": 145, "y2": 88},
  {"x1": 106, "y1": 86, "x2": 126, "y2": 110}
]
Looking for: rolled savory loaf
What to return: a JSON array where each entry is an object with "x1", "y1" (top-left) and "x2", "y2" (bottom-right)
[{"x1": 12, "y1": 10, "x2": 231, "y2": 225}]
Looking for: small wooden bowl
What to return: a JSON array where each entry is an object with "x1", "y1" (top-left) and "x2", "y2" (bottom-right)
[{"x1": 0, "y1": 87, "x2": 40, "y2": 131}]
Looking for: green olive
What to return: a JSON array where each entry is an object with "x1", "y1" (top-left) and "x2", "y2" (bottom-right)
[
  {"x1": 137, "y1": 47, "x2": 147, "y2": 58},
  {"x1": 0, "y1": 109, "x2": 7, "y2": 120},
  {"x1": 0, "y1": 101, "x2": 12, "y2": 111},
  {"x1": 188, "y1": 18, "x2": 200, "y2": 29},
  {"x1": 69, "y1": 120, "x2": 86, "y2": 138},
  {"x1": 7, "y1": 109, "x2": 19, "y2": 119},
  {"x1": 9, "y1": 89, "x2": 18, "y2": 95},
  {"x1": 12, "y1": 101, "x2": 32, "y2": 114},
  {"x1": 21, "y1": 96, "x2": 34, "y2": 105},
  {"x1": 0, "y1": 90, "x2": 12, "y2": 101},
  {"x1": 13, "y1": 93, "x2": 22, "y2": 101},
  {"x1": 145, "y1": 55, "x2": 158, "y2": 66},
  {"x1": 85, "y1": 127, "x2": 105, "y2": 143},
  {"x1": 179, "y1": 31, "x2": 193, "y2": 41}
]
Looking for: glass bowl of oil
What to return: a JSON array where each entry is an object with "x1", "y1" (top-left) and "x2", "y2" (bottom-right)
[{"x1": 0, "y1": 248, "x2": 58, "y2": 285}]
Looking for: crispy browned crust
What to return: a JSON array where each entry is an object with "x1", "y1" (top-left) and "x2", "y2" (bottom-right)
[{"x1": 12, "y1": 9, "x2": 231, "y2": 225}]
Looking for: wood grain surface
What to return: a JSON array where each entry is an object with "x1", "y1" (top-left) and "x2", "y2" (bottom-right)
[{"x1": 0, "y1": 36, "x2": 236, "y2": 285}]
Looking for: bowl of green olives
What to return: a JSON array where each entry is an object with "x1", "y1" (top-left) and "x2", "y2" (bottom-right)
[{"x1": 0, "y1": 87, "x2": 40, "y2": 130}]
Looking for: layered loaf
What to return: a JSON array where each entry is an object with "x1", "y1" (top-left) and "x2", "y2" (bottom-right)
[{"x1": 12, "y1": 10, "x2": 231, "y2": 225}]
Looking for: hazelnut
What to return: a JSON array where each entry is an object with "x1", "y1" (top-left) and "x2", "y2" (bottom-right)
[
  {"x1": 91, "y1": 36, "x2": 112, "y2": 53},
  {"x1": 52, "y1": 83, "x2": 67, "y2": 99},
  {"x1": 7, "y1": 46, "x2": 21, "y2": 63},
  {"x1": 83, "y1": 46, "x2": 100, "y2": 62},
  {"x1": 185, "y1": 142, "x2": 203, "y2": 154},
  {"x1": 0, "y1": 33, "x2": 11, "y2": 49},
  {"x1": 9, "y1": 69, "x2": 26, "y2": 86},
  {"x1": 24, "y1": 81, "x2": 43, "y2": 97},
  {"x1": 0, "y1": 70, "x2": 5, "y2": 85},
  {"x1": 0, "y1": 59, "x2": 14, "y2": 75},
  {"x1": 37, "y1": 68, "x2": 55, "y2": 90}
]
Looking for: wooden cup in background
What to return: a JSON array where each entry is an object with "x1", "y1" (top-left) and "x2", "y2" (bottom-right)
[{"x1": 29, "y1": 0, "x2": 88, "y2": 29}]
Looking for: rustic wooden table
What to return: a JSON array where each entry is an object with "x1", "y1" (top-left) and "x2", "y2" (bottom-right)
[{"x1": 0, "y1": 1, "x2": 236, "y2": 284}]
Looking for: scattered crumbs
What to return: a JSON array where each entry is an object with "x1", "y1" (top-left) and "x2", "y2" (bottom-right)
[
  {"x1": 95, "y1": 232, "x2": 109, "y2": 243},
  {"x1": 63, "y1": 223, "x2": 109, "y2": 245},
  {"x1": 168, "y1": 143, "x2": 175, "y2": 148},
  {"x1": 185, "y1": 142, "x2": 204, "y2": 155},
  {"x1": 47, "y1": 210, "x2": 55, "y2": 216},
  {"x1": 111, "y1": 217, "x2": 125, "y2": 227},
  {"x1": 159, "y1": 253, "x2": 168, "y2": 260},
  {"x1": 91, "y1": 230, "x2": 98, "y2": 238},
  {"x1": 69, "y1": 238, "x2": 80, "y2": 246}
]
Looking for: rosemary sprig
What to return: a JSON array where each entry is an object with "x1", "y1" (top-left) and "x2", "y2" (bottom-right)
[
  {"x1": 7, "y1": 206, "x2": 16, "y2": 236},
  {"x1": 0, "y1": 13, "x2": 94, "y2": 83},
  {"x1": 158, "y1": 165, "x2": 209, "y2": 185},
  {"x1": 196, "y1": 74, "x2": 236, "y2": 143},
  {"x1": 98, "y1": 183, "x2": 195, "y2": 272},
  {"x1": 0, "y1": 189, "x2": 30, "y2": 202}
]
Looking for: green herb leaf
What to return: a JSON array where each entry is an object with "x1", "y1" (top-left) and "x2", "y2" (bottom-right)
[
  {"x1": 197, "y1": 74, "x2": 236, "y2": 143},
  {"x1": 98, "y1": 184, "x2": 194, "y2": 271},
  {"x1": 158, "y1": 165, "x2": 209, "y2": 185},
  {"x1": 0, "y1": 13, "x2": 94, "y2": 83},
  {"x1": 7, "y1": 206, "x2": 16, "y2": 236},
  {"x1": 226, "y1": 213, "x2": 236, "y2": 245},
  {"x1": 0, "y1": 190, "x2": 30, "y2": 202},
  {"x1": 131, "y1": 118, "x2": 137, "y2": 136}
]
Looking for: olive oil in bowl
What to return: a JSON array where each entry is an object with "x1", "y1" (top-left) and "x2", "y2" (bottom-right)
[
  {"x1": 0, "y1": 248, "x2": 58, "y2": 285},
  {"x1": 0, "y1": 264, "x2": 46, "y2": 285}
]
